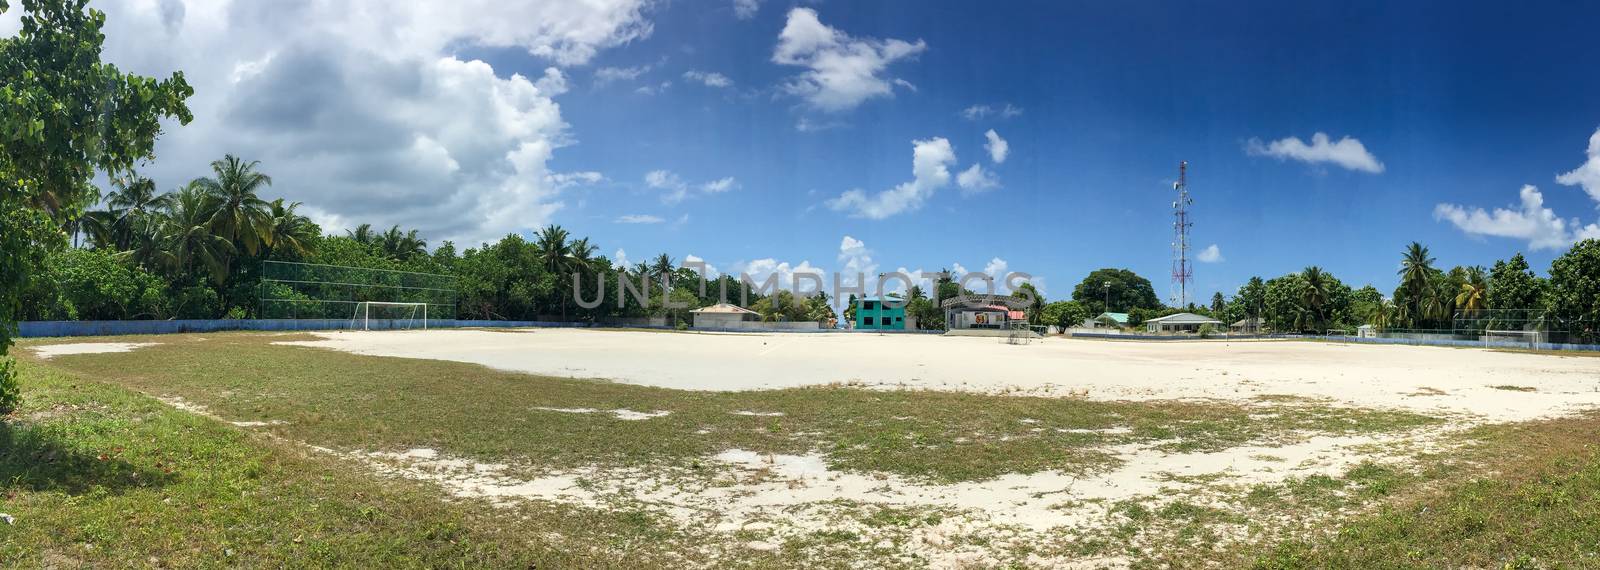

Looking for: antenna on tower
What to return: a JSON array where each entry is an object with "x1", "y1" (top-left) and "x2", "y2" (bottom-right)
[{"x1": 1171, "y1": 161, "x2": 1193, "y2": 308}]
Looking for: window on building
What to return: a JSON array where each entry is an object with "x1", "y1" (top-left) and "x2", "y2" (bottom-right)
[
  {"x1": 896, "y1": 317, "x2": 903, "y2": 322},
  {"x1": 864, "y1": 317, "x2": 875, "y2": 325},
  {"x1": 864, "y1": 301, "x2": 876, "y2": 310}
]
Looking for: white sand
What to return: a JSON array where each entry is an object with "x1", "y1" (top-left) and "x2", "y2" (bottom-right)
[
  {"x1": 28, "y1": 342, "x2": 158, "y2": 359},
  {"x1": 338, "y1": 429, "x2": 1438, "y2": 569},
  {"x1": 281, "y1": 329, "x2": 1600, "y2": 422}
]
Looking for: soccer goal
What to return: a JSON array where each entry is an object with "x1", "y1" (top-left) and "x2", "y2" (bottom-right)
[
  {"x1": 1483, "y1": 329, "x2": 1543, "y2": 349},
  {"x1": 349, "y1": 301, "x2": 429, "y2": 331}
]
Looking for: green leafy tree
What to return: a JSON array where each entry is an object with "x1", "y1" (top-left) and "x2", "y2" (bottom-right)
[
  {"x1": 1547, "y1": 239, "x2": 1600, "y2": 342},
  {"x1": 0, "y1": 0, "x2": 192, "y2": 413},
  {"x1": 1486, "y1": 253, "x2": 1545, "y2": 329},
  {"x1": 1071, "y1": 268, "x2": 1161, "y2": 315}
]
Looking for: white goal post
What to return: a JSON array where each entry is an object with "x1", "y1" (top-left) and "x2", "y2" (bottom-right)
[
  {"x1": 349, "y1": 301, "x2": 429, "y2": 331},
  {"x1": 1483, "y1": 329, "x2": 1543, "y2": 349}
]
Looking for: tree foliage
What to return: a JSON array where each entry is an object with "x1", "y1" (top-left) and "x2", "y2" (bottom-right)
[
  {"x1": 0, "y1": 0, "x2": 193, "y2": 413},
  {"x1": 1071, "y1": 268, "x2": 1160, "y2": 316}
]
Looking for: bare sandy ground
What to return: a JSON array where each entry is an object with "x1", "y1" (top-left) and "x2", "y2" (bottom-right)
[
  {"x1": 281, "y1": 328, "x2": 1600, "y2": 422},
  {"x1": 27, "y1": 342, "x2": 159, "y2": 359}
]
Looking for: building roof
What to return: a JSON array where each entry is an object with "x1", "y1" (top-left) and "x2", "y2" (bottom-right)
[
  {"x1": 1231, "y1": 317, "x2": 1263, "y2": 327},
  {"x1": 1096, "y1": 312, "x2": 1130, "y2": 323},
  {"x1": 690, "y1": 302, "x2": 759, "y2": 315},
  {"x1": 1146, "y1": 312, "x2": 1223, "y2": 324}
]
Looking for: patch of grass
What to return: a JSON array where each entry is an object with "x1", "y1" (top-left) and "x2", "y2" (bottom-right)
[
  {"x1": 1243, "y1": 413, "x2": 1600, "y2": 568},
  {"x1": 21, "y1": 333, "x2": 1441, "y2": 484},
  {"x1": 1489, "y1": 385, "x2": 1537, "y2": 392},
  {"x1": 0, "y1": 358, "x2": 706, "y2": 568}
]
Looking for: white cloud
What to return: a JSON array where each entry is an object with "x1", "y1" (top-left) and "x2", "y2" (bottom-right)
[
  {"x1": 701, "y1": 177, "x2": 738, "y2": 193},
  {"x1": 1434, "y1": 185, "x2": 1600, "y2": 251},
  {"x1": 1556, "y1": 126, "x2": 1600, "y2": 205},
  {"x1": 634, "y1": 80, "x2": 672, "y2": 95},
  {"x1": 1246, "y1": 132, "x2": 1385, "y2": 174},
  {"x1": 826, "y1": 137, "x2": 955, "y2": 218},
  {"x1": 984, "y1": 129, "x2": 1009, "y2": 164},
  {"x1": 683, "y1": 254, "x2": 719, "y2": 277},
  {"x1": 24, "y1": 0, "x2": 655, "y2": 246},
  {"x1": 956, "y1": 163, "x2": 999, "y2": 195},
  {"x1": 732, "y1": 0, "x2": 761, "y2": 20},
  {"x1": 548, "y1": 171, "x2": 605, "y2": 189},
  {"x1": 772, "y1": 7, "x2": 926, "y2": 112},
  {"x1": 615, "y1": 214, "x2": 665, "y2": 224},
  {"x1": 1197, "y1": 244, "x2": 1223, "y2": 263},
  {"x1": 837, "y1": 235, "x2": 876, "y2": 288},
  {"x1": 645, "y1": 170, "x2": 735, "y2": 203},
  {"x1": 594, "y1": 64, "x2": 651, "y2": 86},
  {"x1": 613, "y1": 248, "x2": 631, "y2": 268},
  {"x1": 682, "y1": 69, "x2": 733, "y2": 88},
  {"x1": 960, "y1": 103, "x2": 1023, "y2": 121},
  {"x1": 795, "y1": 117, "x2": 846, "y2": 133}
]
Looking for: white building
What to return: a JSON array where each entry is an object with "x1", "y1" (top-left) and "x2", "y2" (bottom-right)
[{"x1": 1145, "y1": 312, "x2": 1224, "y2": 333}]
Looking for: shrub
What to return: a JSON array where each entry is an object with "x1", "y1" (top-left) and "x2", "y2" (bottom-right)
[
  {"x1": 1198, "y1": 323, "x2": 1217, "y2": 338},
  {"x1": 0, "y1": 357, "x2": 18, "y2": 416}
]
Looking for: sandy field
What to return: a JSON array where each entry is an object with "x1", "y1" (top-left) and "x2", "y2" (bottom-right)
[{"x1": 282, "y1": 328, "x2": 1600, "y2": 422}]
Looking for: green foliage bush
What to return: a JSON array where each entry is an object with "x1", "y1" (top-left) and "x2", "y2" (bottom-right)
[{"x1": 0, "y1": 357, "x2": 18, "y2": 415}]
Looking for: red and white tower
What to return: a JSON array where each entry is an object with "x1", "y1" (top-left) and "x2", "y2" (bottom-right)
[{"x1": 1171, "y1": 161, "x2": 1193, "y2": 308}]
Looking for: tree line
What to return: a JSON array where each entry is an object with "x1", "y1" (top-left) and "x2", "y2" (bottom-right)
[{"x1": 1031, "y1": 242, "x2": 1600, "y2": 343}]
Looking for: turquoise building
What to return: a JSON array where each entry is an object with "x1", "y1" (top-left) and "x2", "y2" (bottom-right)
[{"x1": 854, "y1": 296, "x2": 907, "y2": 330}]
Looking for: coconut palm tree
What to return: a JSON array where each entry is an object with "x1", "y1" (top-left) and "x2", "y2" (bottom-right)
[
  {"x1": 377, "y1": 225, "x2": 426, "y2": 260},
  {"x1": 347, "y1": 223, "x2": 376, "y2": 245},
  {"x1": 263, "y1": 199, "x2": 317, "y2": 260},
  {"x1": 115, "y1": 214, "x2": 178, "y2": 274},
  {"x1": 650, "y1": 253, "x2": 675, "y2": 286},
  {"x1": 166, "y1": 183, "x2": 236, "y2": 285},
  {"x1": 1455, "y1": 265, "x2": 1488, "y2": 317},
  {"x1": 1397, "y1": 242, "x2": 1435, "y2": 327},
  {"x1": 534, "y1": 225, "x2": 578, "y2": 319},
  {"x1": 193, "y1": 155, "x2": 274, "y2": 256},
  {"x1": 1299, "y1": 266, "x2": 1331, "y2": 331}
]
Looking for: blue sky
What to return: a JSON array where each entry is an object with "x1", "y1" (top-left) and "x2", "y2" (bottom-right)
[
  {"x1": 14, "y1": 0, "x2": 1600, "y2": 303},
  {"x1": 490, "y1": 1, "x2": 1600, "y2": 301}
]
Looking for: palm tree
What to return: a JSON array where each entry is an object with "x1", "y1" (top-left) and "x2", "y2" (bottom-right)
[
  {"x1": 650, "y1": 253, "x2": 675, "y2": 287},
  {"x1": 347, "y1": 223, "x2": 376, "y2": 245},
  {"x1": 1455, "y1": 265, "x2": 1488, "y2": 317},
  {"x1": 534, "y1": 225, "x2": 577, "y2": 319},
  {"x1": 1397, "y1": 242, "x2": 1435, "y2": 327},
  {"x1": 193, "y1": 155, "x2": 274, "y2": 256},
  {"x1": 1299, "y1": 266, "x2": 1330, "y2": 331},
  {"x1": 115, "y1": 214, "x2": 178, "y2": 274},
  {"x1": 377, "y1": 225, "x2": 426, "y2": 260},
  {"x1": 166, "y1": 183, "x2": 236, "y2": 285},
  {"x1": 264, "y1": 199, "x2": 317, "y2": 260}
]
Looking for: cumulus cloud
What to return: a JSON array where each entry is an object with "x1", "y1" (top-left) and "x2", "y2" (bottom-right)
[
  {"x1": 645, "y1": 170, "x2": 737, "y2": 203},
  {"x1": 984, "y1": 129, "x2": 1009, "y2": 164},
  {"x1": 732, "y1": 0, "x2": 761, "y2": 20},
  {"x1": 24, "y1": 0, "x2": 655, "y2": 246},
  {"x1": 1197, "y1": 244, "x2": 1223, "y2": 263},
  {"x1": 1556, "y1": 126, "x2": 1600, "y2": 205},
  {"x1": 682, "y1": 69, "x2": 733, "y2": 88},
  {"x1": 683, "y1": 254, "x2": 719, "y2": 277},
  {"x1": 772, "y1": 7, "x2": 926, "y2": 112},
  {"x1": 960, "y1": 103, "x2": 1023, "y2": 121},
  {"x1": 1246, "y1": 132, "x2": 1385, "y2": 174},
  {"x1": 1434, "y1": 185, "x2": 1600, "y2": 251},
  {"x1": 826, "y1": 137, "x2": 956, "y2": 219},
  {"x1": 613, "y1": 248, "x2": 631, "y2": 268},
  {"x1": 956, "y1": 164, "x2": 999, "y2": 195},
  {"x1": 615, "y1": 214, "x2": 665, "y2": 224}
]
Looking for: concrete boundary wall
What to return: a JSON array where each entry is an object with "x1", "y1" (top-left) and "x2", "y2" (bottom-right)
[
  {"x1": 16, "y1": 319, "x2": 941, "y2": 338},
  {"x1": 1067, "y1": 331, "x2": 1600, "y2": 352}
]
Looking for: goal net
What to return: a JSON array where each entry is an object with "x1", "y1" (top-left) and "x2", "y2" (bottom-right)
[
  {"x1": 350, "y1": 302, "x2": 429, "y2": 331},
  {"x1": 1483, "y1": 329, "x2": 1543, "y2": 349},
  {"x1": 258, "y1": 260, "x2": 456, "y2": 324}
]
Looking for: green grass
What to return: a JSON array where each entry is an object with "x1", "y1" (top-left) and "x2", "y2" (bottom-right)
[
  {"x1": 1244, "y1": 414, "x2": 1600, "y2": 569},
  {"x1": 0, "y1": 357, "x2": 731, "y2": 568},
  {"x1": 19, "y1": 333, "x2": 1439, "y2": 484}
]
